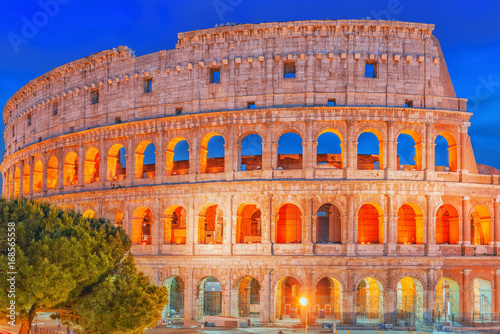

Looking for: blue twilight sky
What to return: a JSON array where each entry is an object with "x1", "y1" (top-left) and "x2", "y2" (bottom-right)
[{"x1": 0, "y1": 0, "x2": 500, "y2": 171}]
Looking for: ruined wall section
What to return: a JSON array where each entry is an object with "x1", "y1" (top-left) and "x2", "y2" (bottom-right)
[{"x1": 4, "y1": 20, "x2": 465, "y2": 160}]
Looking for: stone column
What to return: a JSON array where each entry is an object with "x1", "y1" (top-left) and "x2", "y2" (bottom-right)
[
  {"x1": 426, "y1": 195, "x2": 435, "y2": 255},
  {"x1": 225, "y1": 269, "x2": 232, "y2": 317},
  {"x1": 387, "y1": 121, "x2": 396, "y2": 172},
  {"x1": 346, "y1": 194, "x2": 356, "y2": 255},
  {"x1": 262, "y1": 121, "x2": 273, "y2": 179},
  {"x1": 126, "y1": 136, "x2": 134, "y2": 185},
  {"x1": 57, "y1": 147, "x2": 64, "y2": 192},
  {"x1": 157, "y1": 131, "x2": 165, "y2": 182},
  {"x1": 462, "y1": 269, "x2": 471, "y2": 314},
  {"x1": 344, "y1": 269, "x2": 356, "y2": 324},
  {"x1": 189, "y1": 126, "x2": 199, "y2": 182},
  {"x1": 425, "y1": 269, "x2": 436, "y2": 321},
  {"x1": 260, "y1": 270, "x2": 272, "y2": 323},
  {"x1": 28, "y1": 157, "x2": 34, "y2": 196},
  {"x1": 304, "y1": 120, "x2": 314, "y2": 179},
  {"x1": 225, "y1": 123, "x2": 235, "y2": 181},
  {"x1": 462, "y1": 196, "x2": 471, "y2": 247},
  {"x1": 425, "y1": 122, "x2": 435, "y2": 180},
  {"x1": 346, "y1": 120, "x2": 355, "y2": 172},
  {"x1": 42, "y1": 155, "x2": 48, "y2": 194},
  {"x1": 19, "y1": 160, "x2": 24, "y2": 197},
  {"x1": 184, "y1": 269, "x2": 195, "y2": 322},
  {"x1": 186, "y1": 196, "x2": 196, "y2": 255},
  {"x1": 99, "y1": 139, "x2": 106, "y2": 187},
  {"x1": 494, "y1": 198, "x2": 500, "y2": 254},
  {"x1": 386, "y1": 194, "x2": 395, "y2": 254},
  {"x1": 495, "y1": 269, "x2": 500, "y2": 313},
  {"x1": 77, "y1": 145, "x2": 84, "y2": 188}
]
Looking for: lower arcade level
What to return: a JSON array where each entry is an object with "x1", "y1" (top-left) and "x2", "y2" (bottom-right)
[{"x1": 135, "y1": 256, "x2": 500, "y2": 327}]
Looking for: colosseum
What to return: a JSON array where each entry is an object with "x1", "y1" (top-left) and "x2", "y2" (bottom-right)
[{"x1": 2, "y1": 19, "x2": 500, "y2": 328}]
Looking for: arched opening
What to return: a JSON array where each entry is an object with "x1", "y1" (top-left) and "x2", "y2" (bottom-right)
[
  {"x1": 357, "y1": 130, "x2": 383, "y2": 170},
  {"x1": 47, "y1": 156, "x2": 58, "y2": 189},
  {"x1": 63, "y1": 152, "x2": 78, "y2": 186},
  {"x1": 201, "y1": 134, "x2": 225, "y2": 174},
  {"x1": 198, "y1": 205, "x2": 223, "y2": 244},
  {"x1": 236, "y1": 204, "x2": 261, "y2": 243},
  {"x1": 276, "y1": 203, "x2": 302, "y2": 244},
  {"x1": 357, "y1": 277, "x2": 383, "y2": 324},
  {"x1": 22, "y1": 164, "x2": 30, "y2": 195},
  {"x1": 397, "y1": 203, "x2": 424, "y2": 244},
  {"x1": 105, "y1": 208, "x2": 124, "y2": 229},
  {"x1": 162, "y1": 276, "x2": 185, "y2": 320},
  {"x1": 471, "y1": 278, "x2": 492, "y2": 322},
  {"x1": 107, "y1": 144, "x2": 127, "y2": 180},
  {"x1": 240, "y1": 134, "x2": 263, "y2": 171},
  {"x1": 132, "y1": 207, "x2": 153, "y2": 245},
  {"x1": 357, "y1": 204, "x2": 384, "y2": 244},
  {"x1": 397, "y1": 277, "x2": 424, "y2": 327},
  {"x1": 397, "y1": 131, "x2": 422, "y2": 170},
  {"x1": 435, "y1": 277, "x2": 460, "y2": 323},
  {"x1": 136, "y1": 141, "x2": 155, "y2": 178},
  {"x1": 316, "y1": 204, "x2": 341, "y2": 244},
  {"x1": 14, "y1": 167, "x2": 20, "y2": 198},
  {"x1": 277, "y1": 132, "x2": 302, "y2": 170},
  {"x1": 317, "y1": 130, "x2": 343, "y2": 168},
  {"x1": 435, "y1": 132, "x2": 457, "y2": 172},
  {"x1": 436, "y1": 204, "x2": 460, "y2": 244},
  {"x1": 196, "y1": 276, "x2": 222, "y2": 321},
  {"x1": 470, "y1": 205, "x2": 491, "y2": 245},
  {"x1": 166, "y1": 138, "x2": 189, "y2": 175},
  {"x1": 164, "y1": 205, "x2": 187, "y2": 244},
  {"x1": 33, "y1": 160, "x2": 43, "y2": 192},
  {"x1": 82, "y1": 210, "x2": 97, "y2": 219},
  {"x1": 84, "y1": 148, "x2": 100, "y2": 184},
  {"x1": 235, "y1": 276, "x2": 261, "y2": 320},
  {"x1": 275, "y1": 277, "x2": 301, "y2": 321},
  {"x1": 315, "y1": 277, "x2": 342, "y2": 322}
]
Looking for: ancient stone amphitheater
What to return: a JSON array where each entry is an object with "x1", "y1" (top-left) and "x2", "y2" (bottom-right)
[{"x1": 2, "y1": 19, "x2": 500, "y2": 327}]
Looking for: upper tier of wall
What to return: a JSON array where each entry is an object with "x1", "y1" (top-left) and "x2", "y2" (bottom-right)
[{"x1": 3, "y1": 20, "x2": 465, "y2": 157}]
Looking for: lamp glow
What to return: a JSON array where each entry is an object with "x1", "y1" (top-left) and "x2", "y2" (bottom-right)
[{"x1": 300, "y1": 297, "x2": 308, "y2": 306}]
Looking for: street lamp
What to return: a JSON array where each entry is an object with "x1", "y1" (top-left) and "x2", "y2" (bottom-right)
[{"x1": 300, "y1": 297, "x2": 308, "y2": 334}]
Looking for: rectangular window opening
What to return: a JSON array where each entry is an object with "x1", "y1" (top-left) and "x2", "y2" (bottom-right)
[
  {"x1": 12, "y1": 126, "x2": 15, "y2": 137},
  {"x1": 69, "y1": 126, "x2": 75, "y2": 133},
  {"x1": 91, "y1": 90, "x2": 99, "y2": 104},
  {"x1": 144, "y1": 78, "x2": 153, "y2": 93},
  {"x1": 284, "y1": 61, "x2": 296, "y2": 78},
  {"x1": 28, "y1": 114, "x2": 32, "y2": 127},
  {"x1": 247, "y1": 101, "x2": 256, "y2": 109},
  {"x1": 365, "y1": 62, "x2": 377, "y2": 78},
  {"x1": 327, "y1": 99, "x2": 336, "y2": 107},
  {"x1": 175, "y1": 107, "x2": 183, "y2": 115},
  {"x1": 53, "y1": 103, "x2": 58, "y2": 116},
  {"x1": 38, "y1": 137, "x2": 42, "y2": 142},
  {"x1": 210, "y1": 68, "x2": 221, "y2": 84},
  {"x1": 405, "y1": 100, "x2": 414, "y2": 108},
  {"x1": 115, "y1": 117, "x2": 122, "y2": 124}
]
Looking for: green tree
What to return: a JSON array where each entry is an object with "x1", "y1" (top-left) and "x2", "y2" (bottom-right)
[{"x1": 0, "y1": 199, "x2": 167, "y2": 334}]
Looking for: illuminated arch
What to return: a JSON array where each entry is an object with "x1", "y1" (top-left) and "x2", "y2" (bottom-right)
[
  {"x1": 46, "y1": 156, "x2": 59, "y2": 189},
  {"x1": 164, "y1": 205, "x2": 187, "y2": 244},
  {"x1": 470, "y1": 205, "x2": 491, "y2": 245},
  {"x1": 22, "y1": 164, "x2": 30, "y2": 195},
  {"x1": 397, "y1": 277, "x2": 424, "y2": 324},
  {"x1": 135, "y1": 140, "x2": 156, "y2": 179},
  {"x1": 397, "y1": 129, "x2": 423, "y2": 171},
  {"x1": 82, "y1": 209, "x2": 97, "y2": 219},
  {"x1": 166, "y1": 137, "x2": 189, "y2": 176},
  {"x1": 275, "y1": 276, "x2": 302, "y2": 320},
  {"x1": 316, "y1": 203, "x2": 342, "y2": 244},
  {"x1": 33, "y1": 160, "x2": 43, "y2": 192},
  {"x1": 276, "y1": 203, "x2": 302, "y2": 244},
  {"x1": 63, "y1": 152, "x2": 78, "y2": 186},
  {"x1": 357, "y1": 203, "x2": 384, "y2": 244},
  {"x1": 435, "y1": 277, "x2": 460, "y2": 322},
  {"x1": 200, "y1": 133, "x2": 225, "y2": 174},
  {"x1": 84, "y1": 147, "x2": 100, "y2": 184},
  {"x1": 435, "y1": 132, "x2": 457, "y2": 172},
  {"x1": 436, "y1": 204, "x2": 460, "y2": 244},
  {"x1": 471, "y1": 277, "x2": 492, "y2": 321},
  {"x1": 397, "y1": 203, "x2": 424, "y2": 244},
  {"x1": 315, "y1": 277, "x2": 343, "y2": 321},
  {"x1": 357, "y1": 277, "x2": 384, "y2": 323},
  {"x1": 162, "y1": 276, "x2": 185, "y2": 320},
  {"x1": 198, "y1": 204, "x2": 224, "y2": 244},
  {"x1": 132, "y1": 207, "x2": 153, "y2": 245},
  {"x1": 235, "y1": 276, "x2": 261, "y2": 319},
  {"x1": 13, "y1": 167, "x2": 20, "y2": 197},
  {"x1": 196, "y1": 276, "x2": 222, "y2": 320},
  {"x1": 317, "y1": 129, "x2": 343, "y2": 168},
  {"x1": 107, "y1": 144, "x2": 127, "y2": 181},
  {"x1": 357, "y1": 128, "x2": 384, "y2": 170},
  {"x1": 237, "y1": 203, "x2": 262, "y2": 243}
]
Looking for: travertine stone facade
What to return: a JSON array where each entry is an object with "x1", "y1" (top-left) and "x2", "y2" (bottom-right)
[{"x1": 2, "y1": 20, "x2": 500, "y2": 325}]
